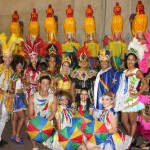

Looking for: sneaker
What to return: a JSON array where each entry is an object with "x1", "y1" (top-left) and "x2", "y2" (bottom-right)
[
  {"x1": 32, "y1": 147, "x2": 39, "y2": 150},
  {"x1": 0, "y1": 140, "x2": 4, "y2": 147},
  {"x1": 1, "y1": 139, "x2": 8, "y2": 145}
]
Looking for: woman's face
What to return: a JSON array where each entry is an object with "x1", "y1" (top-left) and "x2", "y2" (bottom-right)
[
  {"x1": 62, "y1": 62, "x2": 70, "y2": 73},
  {"x1": 100, "y1": 60, "x2": 109, "y2": 70},
  {"x1": 16, "y1": 63, "x2": 23, "y2": 74},
  {"x1": 48, "y1": 58, "x2": 56, "y2": 68},
  {"x1": 127, "y1": 54, "x2": 137, "y2": 69},
  {"x1": 80, "y1": 90, "x2": 88, "y2": 101},
  {"x1": 101, "y1": 95, "x2": 112, "y2": 108},
  {"x1": 60, "y1": 95, "x2": 69, "y2": 107},
  {"x1": 80, "y1": 60, "x2": 88, "y2": 69},
  {"x1": 30, "y1": 54, "x2": 38, "y2": 67}
]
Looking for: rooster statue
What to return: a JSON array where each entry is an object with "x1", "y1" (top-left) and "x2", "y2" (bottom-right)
[
  {"x1": 83, "y1": 5, "x2": 100, "y2": 69},
  {"x1": 62, "y1": 5, "x2": 80, "y2": 70},
  {"x1": 109, "y1": 2, "x2": 127, "y2": 70},
  {"x1": 132, "y1": 0, "x2": 148, "y2": 40},
  {"x1": 44, "y1": 5, "x2": 58, "y2": 43},
  {"x1": 10, "y1": 11, "x2": 21, "y2": 37},
  {"x1": 28, "y1": 8, "x2": 40, "y2": 40}
]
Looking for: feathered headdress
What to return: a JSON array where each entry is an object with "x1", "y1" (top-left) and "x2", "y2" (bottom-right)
[
  {"x1": 128, "y1": 37, "x2": 149, "y2": 73},
  {"x1": 0, "y1": 33, "x2": 23, "y2": 56},
  {"x1": 98, "y1": 49, "x2": 111, "y2": 61},
  {"x1": 77, "y1": 46, "x2": 90, "y2": 61},
  {"x1": 128, "y1": 37, "x2": 148, "y2": 61},
  {"x1": 24, "y1": 36, "x2": 43, "y2": 57}
]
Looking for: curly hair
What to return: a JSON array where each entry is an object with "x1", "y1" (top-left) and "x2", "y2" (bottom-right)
[
  {"x1": 11, "y1": 55, "x2": 26, "y2": 72},
  {"x1": 56, "y1": 90, "x2": 72, "y2": 103}
]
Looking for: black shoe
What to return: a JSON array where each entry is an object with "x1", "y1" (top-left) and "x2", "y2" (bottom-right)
[
  {"x1": 1, "y1": 139, "x2": 8, "y2": 145},
  {"x1": 131, "y1": 140, "x2": 137, "y2": 147},
  {"x1": 0, "y1": 141, "x2": 4, "y2": 148}
]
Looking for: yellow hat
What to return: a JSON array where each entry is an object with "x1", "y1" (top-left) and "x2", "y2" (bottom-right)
[
  {"x1": 62, "y1": 56, "x2": 71, "y2": 65},
  {"x1": 98, "y1": 49, "x2": 111, "y2": 61},
  {"x1": 0, "y1": 33, "x2": 23, "y2": 56}
]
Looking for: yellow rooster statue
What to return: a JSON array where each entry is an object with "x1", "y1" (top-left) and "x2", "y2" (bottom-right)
[
  {"x1": 64, "y1": 5, "x2": 77, "y2": 43},
  {"x1": 132, "y1": 0, "x2": 148, "y2": 41},
  {"x1": 109, "y1": 2, "x2": 127, "y2": 70},
  {"x1": 83, "y1": 5, "x2": 100, "y2": 69},
  {"x1": 44, "y1": 5, "x2": 58, "y2": 43},
  {"x1": 10, "y1": 11, "x2": 21, "y2": 37},
  {"x1": 62, "y1": 5, "x2": 80, "y2": 70},
  {"x1": 28, "y1": 8, "x2": 40, "y2": 39}
]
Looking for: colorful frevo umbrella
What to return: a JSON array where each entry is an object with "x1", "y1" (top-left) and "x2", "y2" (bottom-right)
[
  {"x1": 26, "y1": 116, "x2": 54, "y2": 142},
  {"x1": 72, "y1": 111, "x2": 94, "y2": 131},
  {"x1": 58, "y1": 126, "x2": 83, "y2": 150},
  {"x1": 83, "y1": 120, "x2": 109, "y2": 145}
]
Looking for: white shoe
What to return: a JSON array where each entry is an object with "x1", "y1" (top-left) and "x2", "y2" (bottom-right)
[{"x1": 32, "y1": 147, "x2": 39, "y2": 150}]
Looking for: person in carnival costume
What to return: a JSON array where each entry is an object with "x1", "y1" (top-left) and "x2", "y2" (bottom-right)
[
  {"x1": 93, "y1": 49, "x2": 131, "y2": 118},
  {"x1": 28, "y1": 73, "x2": 57, "y2": 150},
  {"x1": 0, "y1": 33, "x2": 23, "y2": 147},
  {"x1": 115, "y1": 37, "x2": 148, "y2": 147},
  {"x1": 52, "y1": 56, "x2": 72, "y2": 93},
  {"x1": 10, "y1": 55, "x2": 26, "y2": 144},
  {"x1": 71, "y1": 46, "x2": 97, "y2": 103},
  {"x1": 86, "y1": 92, "x2": 132, "y2": 150},
  {"x1": 44, "y1": 44, "x2": 60, "y2": 78},
  {"x1": 23, "y1": 37, "x2": 42, "y2": 103},
  {"x1": 72, "y1": 87, "x2": 94, "y2": 114}
]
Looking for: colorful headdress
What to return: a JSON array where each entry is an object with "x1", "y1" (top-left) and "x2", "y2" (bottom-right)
[
  {"x1": 24, "y1": 36, "x2": 43, "y2": 57},
  {"x1": 77, "y1": 46, "x2": 90, "y2": 62},
  {"x1": 0, "y1": 33, "x2": 23, "y2": 56},
  {"x1": 98, "y1": 49, "x2": 111, "y2": 61},
  {"x1": 62, "y1": 56, "x2": 71, "y2": 65},
  {"x1": 47, "y1": 44, "x2": 57, "y2": 60},
  {"x1": 128, "y1": 38, "x2": 148, "y2": 61}
]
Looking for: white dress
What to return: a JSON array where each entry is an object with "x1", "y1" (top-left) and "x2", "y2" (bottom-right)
[{"x1": 115, "y1": 68, "x2": 145, "y2": 112}]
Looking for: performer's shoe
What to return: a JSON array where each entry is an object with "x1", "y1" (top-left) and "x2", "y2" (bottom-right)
[
  {"x1": 32, "y1": 147, "x2": 39, "y2": 150},
  {"x1": 0, "y1": 140, "x2": 4, "y2": 147},
  {"x1": 11, "y1": 136, "x2": 24, "y2": 145},
  {"x1": 1, "y1": 139, "x2": 8, "y2": 145}
]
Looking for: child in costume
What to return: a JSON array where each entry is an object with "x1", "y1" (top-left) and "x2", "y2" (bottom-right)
[
  {"x1": 72, "y1": 87, "x2": 94, "y2": 114},
  {"x1": 86, "y1": 92, "x2": 132, "y2": 150},
  {"x1": 10, "y1": 55, "x2": 26, "y2": 144}
]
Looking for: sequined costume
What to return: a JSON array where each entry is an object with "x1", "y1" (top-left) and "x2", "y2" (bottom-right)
[
  {"x1": 71, "y1": 69, "x2": 97, "y2": 101},
  {"x1": 55, "y1": 73, "x2": 71, "y2": 92},
  {"x1": 11, "y1": 74, "x2": 26, "y2": 112},
  {"x1": 98, "y1": 106, "x2": 131, "y2": 150},
  {"x1": 24, "y1": 65, "x2": 41, "y2": 103},
  {"x1": 115, "y1": 68, "x2": 145, "y2": 112},
  {"x1": 0, "y1": 64, "x2": 13, "y2": 122}
]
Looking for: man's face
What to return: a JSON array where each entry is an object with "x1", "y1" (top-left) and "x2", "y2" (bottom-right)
[
  {"x1": 100, "y1": 60, "x2": 109, "y2": 70},
  {"x1": 39, "y1": 79, "x2": 50, "y2": 92},
  {"x1": 3, "y1": 55, "x2": 13, "y2": 67}
]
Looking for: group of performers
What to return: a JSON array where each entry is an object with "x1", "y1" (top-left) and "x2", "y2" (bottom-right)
[{"x1": 0, "y1": 0, "x2": 150, "y2": 150}]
